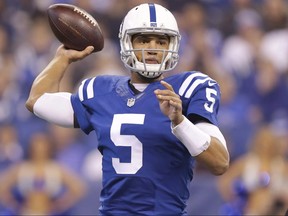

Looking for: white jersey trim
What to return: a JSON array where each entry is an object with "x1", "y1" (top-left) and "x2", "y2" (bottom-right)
[
  {"x1": 87, "y1": 77, "x2": 96, "y2": 99},
  {"x1": 78, "y1": 79, "x2": 88, "y2": 102},
  {"x1": 179, "y1": 72, "x2": 206, "y2": 96}
]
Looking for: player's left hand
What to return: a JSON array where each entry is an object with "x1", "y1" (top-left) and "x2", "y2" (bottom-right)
[{"x1": 154, "y1": 80, "x2": 184, "y2": 126}]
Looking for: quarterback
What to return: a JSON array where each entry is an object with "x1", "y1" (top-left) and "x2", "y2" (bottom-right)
[{"x1": 26, "y1": 3, "x2": 229, "y2": 215}]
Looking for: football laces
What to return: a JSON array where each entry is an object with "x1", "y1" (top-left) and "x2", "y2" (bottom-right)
[{"x1": 73, "y1": 7, "x2": 97, "y2": 27}]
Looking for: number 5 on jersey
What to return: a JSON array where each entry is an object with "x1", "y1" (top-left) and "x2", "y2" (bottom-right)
[{"x1": 110, "y1": 114, "x2": 145, "y2": 174}]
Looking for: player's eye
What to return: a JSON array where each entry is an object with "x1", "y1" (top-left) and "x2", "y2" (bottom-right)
[
  {"x1": 132, "y1": 36, "x2": 148, "y2": 45},
  {"x1": 158, "y1": 40, "x2": 168, "y2": 46},
  {"x1": 139, "y1": 38, "x2": 149, "y2": 44}
]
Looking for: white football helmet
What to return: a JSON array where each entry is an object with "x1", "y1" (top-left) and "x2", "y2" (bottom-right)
[{"x1": 119, "y1": 3, "x2": 181, "y2": 78}]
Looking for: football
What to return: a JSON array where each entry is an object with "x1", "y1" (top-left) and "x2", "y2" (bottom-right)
[{"x1": 47, "y1": 3, "x2": 104, "y2": 52}]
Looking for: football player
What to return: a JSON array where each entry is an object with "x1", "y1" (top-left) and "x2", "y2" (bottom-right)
[{"x1": 26, "y1": 3, "x2": 229, "y2": 215}]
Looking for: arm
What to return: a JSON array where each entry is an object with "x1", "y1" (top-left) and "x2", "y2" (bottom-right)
[
  {"x1": 193, "y1": 122, "x2": 229, "y2": 175},
  {"x1": 154, "y1": 80, "x2": 229, "y2": 175},
  {"x1": 194, "y1": 136, "x2": 229, "y2": 175},
  {"x1": 25, "y1": 45, "x2": 94, "y2": 114}
]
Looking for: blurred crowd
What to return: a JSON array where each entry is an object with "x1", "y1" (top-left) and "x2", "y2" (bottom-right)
[{"x1": 0, "y1": 0, "x2": 288, "y2": 215}]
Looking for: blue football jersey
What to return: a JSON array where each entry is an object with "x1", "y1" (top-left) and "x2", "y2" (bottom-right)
[{"x1": 71, "y1": 71, "x2": 221, "y2": 215}]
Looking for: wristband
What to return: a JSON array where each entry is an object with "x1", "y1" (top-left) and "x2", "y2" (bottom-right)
[{"x1": 172, "y1": 116, "x2": 211, "y2": 156}]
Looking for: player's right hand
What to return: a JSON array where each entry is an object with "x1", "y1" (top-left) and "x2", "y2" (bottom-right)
[{"x1": 55, "y1": 45, "x2": 94, "y2": 63}]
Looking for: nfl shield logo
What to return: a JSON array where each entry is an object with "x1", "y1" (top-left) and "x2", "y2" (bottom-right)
[{"x1": 127, "y1": 98, "x2": 135, "y2": 107}]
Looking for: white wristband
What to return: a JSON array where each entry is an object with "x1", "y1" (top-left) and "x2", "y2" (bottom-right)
[{"x1": 172, "y1": 116, "x2": 211, "y2": 157}]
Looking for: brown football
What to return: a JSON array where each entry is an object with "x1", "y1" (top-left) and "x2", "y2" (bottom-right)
[{"x1": 47, "y1": 3, "x2": 104, "y2": 52}]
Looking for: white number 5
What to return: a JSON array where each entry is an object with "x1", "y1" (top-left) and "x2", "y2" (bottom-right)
[
  {"x1": 110, "y1": 114, "x2": 145, "y2": 174},
  {"x1": 204, "y1": 88, "x2": 217, "y2": 113}
]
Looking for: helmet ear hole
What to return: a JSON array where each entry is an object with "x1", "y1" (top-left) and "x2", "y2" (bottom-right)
[{"x1": 119, "y1": 3, "x2": 181, "y2": 78}]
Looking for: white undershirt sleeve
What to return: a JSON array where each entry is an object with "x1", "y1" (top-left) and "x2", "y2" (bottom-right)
[
  {"x1": 171, "y1": 116, "x2": 227, "y2": 156},
  {"x1": 33, "y1": 92, "x2": 74, "y2": 128},
  {"x1": 195, "y1": 122, "x2": 227, "y2": 150}
]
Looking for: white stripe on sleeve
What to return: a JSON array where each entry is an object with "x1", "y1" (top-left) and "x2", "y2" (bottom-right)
[
  {"x1": 78, "y1": 79, "x2": 88, "y2": 102},
  {"x1": 179, "y1": 72, "x2": 207, "y2": 96},
  {"x1": 87, "y1": 77, "x2": 96, "y2": 99}
]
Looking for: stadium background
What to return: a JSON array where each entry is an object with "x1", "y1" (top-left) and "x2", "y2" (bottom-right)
[{"x1": 0, "y1": 0, "x2": 288, "y2": 215}]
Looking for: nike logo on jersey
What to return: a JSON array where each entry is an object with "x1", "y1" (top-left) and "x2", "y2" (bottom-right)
[{"x1": 208, "y1": 80, "x2": 217, "y2": 86}]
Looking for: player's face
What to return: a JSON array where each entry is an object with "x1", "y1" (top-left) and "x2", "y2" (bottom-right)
[{"x1": 132, "y1": 34, "x2": 170, "y2": 64}]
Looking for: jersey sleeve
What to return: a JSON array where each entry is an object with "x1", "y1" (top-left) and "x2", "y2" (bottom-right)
[
  {"x1": 178, "y1": 72, "x2": 221, "y2": 126},
  {"x1": 70, "y1": 77, "x2": 95, "y2": 134},
  {"x1": 70, "y1": 75, "x2": 122, "y2": 134}
]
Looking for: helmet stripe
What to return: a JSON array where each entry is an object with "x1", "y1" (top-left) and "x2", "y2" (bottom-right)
[{"x1": 148, "y1": 3, "x2": 157, "y2": 27}]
